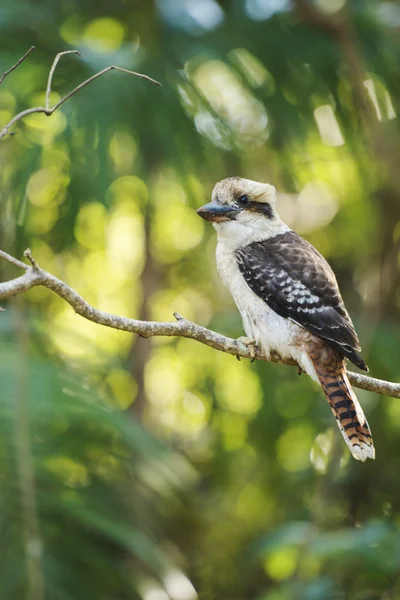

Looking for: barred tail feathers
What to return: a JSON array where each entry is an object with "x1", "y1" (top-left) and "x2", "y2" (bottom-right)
[{"x1": 311, "y1": 356, "x2": 375, "y2": 462}]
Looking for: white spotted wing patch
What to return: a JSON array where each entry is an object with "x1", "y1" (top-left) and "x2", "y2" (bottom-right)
[{"x1": 235, "y1": 231, "x2": 368, "y2": 372}]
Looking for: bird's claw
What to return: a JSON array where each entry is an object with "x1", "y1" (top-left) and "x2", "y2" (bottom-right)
[{"x1": 236, "y1": 336, "x2": 257, "y2": 362}]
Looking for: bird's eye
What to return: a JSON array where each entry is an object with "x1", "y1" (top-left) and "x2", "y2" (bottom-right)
[{"x1": 238, "y1": 194, "x2": 251, "y2": 207}]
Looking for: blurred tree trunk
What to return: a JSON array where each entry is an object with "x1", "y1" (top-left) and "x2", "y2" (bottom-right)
[
  {"x1": 12, "y1": 304, "x2": 45, "y2": 600},
  {"x1": 295, "y1": 0, "x2": 400, "y2": 317},
  {"x1": 128, "y1": 204, "x2": 160, "y2": 420}
]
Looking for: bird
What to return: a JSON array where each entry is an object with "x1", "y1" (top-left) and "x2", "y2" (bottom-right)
[{"x1": 197, "y1": 177, "x2": 375, "y2": 462}]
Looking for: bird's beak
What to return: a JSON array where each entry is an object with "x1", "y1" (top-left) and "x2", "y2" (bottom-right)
[{"x1": 196, "y1": 201, "x2": 238, "y2": 222}]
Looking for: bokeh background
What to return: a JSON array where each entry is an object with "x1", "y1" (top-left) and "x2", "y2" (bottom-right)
[{"x1": 1, "y1": 1, "x2": 400, "y2": 599}]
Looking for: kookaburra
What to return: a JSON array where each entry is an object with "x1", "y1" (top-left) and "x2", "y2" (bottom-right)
[{"x1": 197, "y1": 177, "x2": 374, "y2": 462}]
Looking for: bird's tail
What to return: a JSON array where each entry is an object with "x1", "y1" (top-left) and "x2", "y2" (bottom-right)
[{"x1": 310, "y1": 353, "x2": 375, "y2": 462}]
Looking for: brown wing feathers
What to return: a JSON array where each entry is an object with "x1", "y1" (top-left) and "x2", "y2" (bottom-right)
[
  {"x1": 235, "y1": 232, "x2": 368, "y2": 372},
  {"x1": 235, "y1": 231, "x2": 374, "y2": 460}
]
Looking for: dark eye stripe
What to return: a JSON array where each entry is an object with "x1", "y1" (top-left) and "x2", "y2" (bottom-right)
[{"x1": 247, "y1": 201, "x2": 273, "y2": 218}]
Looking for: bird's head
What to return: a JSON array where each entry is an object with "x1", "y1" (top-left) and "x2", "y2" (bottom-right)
[{"x1": 197, "y1": 177, "x2": 284, "y2": 245}]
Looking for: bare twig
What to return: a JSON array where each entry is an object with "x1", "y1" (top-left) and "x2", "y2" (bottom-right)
[
  {"x1": 45, "y1": 50, "x2": 82, "y2": 110},
  {"x1": 49, "y1": 65, "x2": 161, "y2": 114},
  {"x1": 0, "y1": 46, "x2": 36, "y2": 85},
  {"x1": 24, "y1": 248, "x2": 40, "y2": 271},
  {"x1": 0, "y1": 50, "x2": 161, "y2": 140},
  {"x1": 0, "y1": 249, "x2": 29, "y2": 271},
  {"x1": 0, "y1": 249, "x2": 399, "y2": 399}
]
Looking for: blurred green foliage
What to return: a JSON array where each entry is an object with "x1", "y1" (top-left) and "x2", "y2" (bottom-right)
[{"x1": 1, "y1": 0, "x2": 400, "y2": 598}]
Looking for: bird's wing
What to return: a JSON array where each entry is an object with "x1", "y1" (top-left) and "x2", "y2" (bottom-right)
[{"x1": 235, "y1": 231, "x2": 367, "y2": 370}]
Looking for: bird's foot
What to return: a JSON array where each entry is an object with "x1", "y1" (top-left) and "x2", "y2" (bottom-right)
[
  {"x1": 297, "y1": 365, "x2": 304, "y2": 376},
  {"x1": 236, "y1": 336, "x2": 258, "y2": 362}
]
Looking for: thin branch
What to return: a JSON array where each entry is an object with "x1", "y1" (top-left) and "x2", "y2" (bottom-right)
[
  {"x1": 0, "y1": 249, "x2": 399, "y2": 399},
  {"x1": 45, "y1": 50, "x2": 82, "y2": 110},
  {"x1": 50, "y1": 65, "x2": 161, "y2": 115},
  {"x1": 0, "y1": 249, "x2": 29, "y2": 271},
  {"x1": 0, "y1": 51, "x2": 161, "y2": 140},
  {"x1": 0, "y1": 46, "x2": 35, "y2": 85}
]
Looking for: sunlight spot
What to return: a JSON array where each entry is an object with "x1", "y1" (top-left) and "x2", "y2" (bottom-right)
[
  {"x1": 245, "y1": 0, "x2": 290, "y2": 21},
  {"x1": 109, "y1": 131, "x2": 137, "y2": 172},
  {"x1": 163, "y1": 570, "x2": 197, "y2": 600},
  {"x1": 46, "y1": 456, "x2": 90, "y2": 488},
  {"x1": 296, "y1": 181, "x2": 339, "y2": 234},
  {"x1": 152, "y1": 201, "x2": 204, "y2": 263},
  {"x1": 184, "y1": 0, "x2": 223, "y2": 30},
  {"x1": 141, "y1": 582, "x2": 169, "y2": 600},
  {"x1": 385, "y1": 91, "x2": 396, "y2": 119},
  {"x1": 276, "y1": 193, "x2": 297, "y2": 229},
  {"x1": 364, "y1": 79, "x2": 383, "y2": 121},
  {"x1": 107, "y1": 211, "x2": 144, "y2": 277},
  {"x1": 26, "y1": 205, "x2": 59, "y2": 235},
  {"x1": 185, "y1": 59, "x2": 268, "y2": 149},
  {"x1": 314, "y1": 0, "x2": 346, "y2": 14},
  {"x1": 51, "y1": 304, "x2": 132, "y2": 359},
  {"x1": 149, "y1": 289, "x2": 212, "y2": 326},
  {"x1": 105, "y1": 368, "x2": 137, "y2": 409},
  {"x1": 183, "y1": 392, "x2": 208, "y2": 423},
  {"x1": 41, "y1": 145, "x2": 71, "y2": 171},
  {"x1": 314, "y1": 105, "x2": 345, "y2": 147},
  {"x1": 83, "y1": 18, "x2": 125, "y2": 54},
  {"x1": 377, "y1": 2, "x2": 400, "y2": 28},
  {"x1": 24, "y1": 110, "x2": 67, "y2": 144},
  {"x1": 363, "y1": 77, "x2": 396, "y2": 122},
  {"x1": 215, "y1": 357, "x2": 262, "y2": 415},
  {"x1": 26, "y1": 168, "x2": 69, "y2": 207},
  {"x1": 310, "y1": 429, "x2": 334, "y2": 474},
  {"x1": 60, "y1": 14, "x2": 84, "y2": 45},
  {"x1": 157, "y1": 0, "x2": 224, "y2": 34},
  {"x1": 277, "y1": 424, "x2": 314, "y2": 471},
  {"x1": 145, "y1": 348, "x2": 210, "y2": 437},
  {"x1": 75, "y1": 202, "x2": 107, "y2": 250},
  {"x1": 229, "y1": 48, "x2": 273, "y2": 90},
  {"x1": 146, "y1": 352, "x2": 182, "y2": 407},
  {"x1": 108, "y1": 175, "x2": 148, "y2": 208},
  {"x1": 264, "y1": 547, "x2": 299, "y2": 581}
]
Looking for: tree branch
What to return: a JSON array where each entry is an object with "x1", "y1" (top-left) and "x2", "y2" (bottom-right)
[
  {"x1": 0, "y1": 49, "x2": 161, "y2": 140},
  {"x1": 0, "y1": 249, "x2": 399, "y2": 399},
  {"x1": 0, "y1": 46, "x2": 36, "y2": 85}
]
